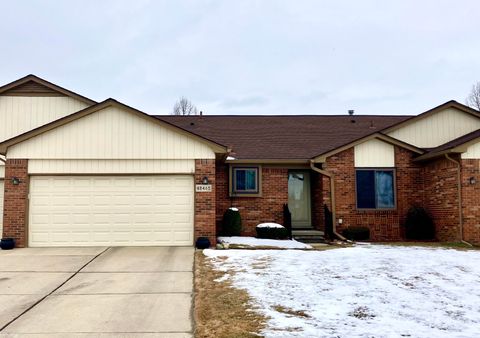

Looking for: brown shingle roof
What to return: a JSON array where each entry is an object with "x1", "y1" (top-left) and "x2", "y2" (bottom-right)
[{"x1": 157, "y1": 115, "x2": 411, "y2": 160}]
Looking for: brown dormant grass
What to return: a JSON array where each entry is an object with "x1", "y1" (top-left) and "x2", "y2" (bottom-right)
[{"x1": 194, "y1": 251, "x2": 266, "y2": 338}]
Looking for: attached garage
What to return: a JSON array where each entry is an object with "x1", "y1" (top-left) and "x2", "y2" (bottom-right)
[
  {"x1": 0, "y1": 99, "x2": 225, "y2": 247},
  {"x1": 29, "y1": 175, "x2": 194, "y2": 247}
]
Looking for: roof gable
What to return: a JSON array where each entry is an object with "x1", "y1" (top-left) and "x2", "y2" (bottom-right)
[
  {"x1": 0, "y1": 74, "x2": 96, "y2": 105},
  {"x1": 311, "y1": 132, "x2": 425, "y2": 162},
  {"x1": 414, "y1": 129, "x2": 480, "y2": 161},
  {"x1": 382, "y1": 100, "x2": 480, "y2": 134},
  {"x1": 0, "y1": 99, "x2": 227, "y2": 156}
]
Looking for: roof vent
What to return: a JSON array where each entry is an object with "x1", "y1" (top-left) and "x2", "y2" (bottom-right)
[{"x1": 349, "y1": 109, "x2": 356, "y2": 123}]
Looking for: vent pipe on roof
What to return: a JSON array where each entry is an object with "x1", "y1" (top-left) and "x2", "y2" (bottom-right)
[{"x1": 349, "y1": 109, "x2": 355, "y2": 123}]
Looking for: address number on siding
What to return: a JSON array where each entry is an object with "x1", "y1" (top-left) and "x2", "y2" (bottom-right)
[{"x1": 195, "y1": 184, "x2": 212, "y2": 192}]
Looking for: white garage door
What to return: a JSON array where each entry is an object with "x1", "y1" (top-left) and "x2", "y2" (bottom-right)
[
  {"x1": 29, "y1": 176, "x2": 194, "y2": 247},
  {"x1": 0, "y1": 180, "x2": 4, "y2": 236}
]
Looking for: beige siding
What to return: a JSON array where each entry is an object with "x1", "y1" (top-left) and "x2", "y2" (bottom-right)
[
  {"x1": 0, "y1": 96, "x2": 89, "y2": 142},
  {"x1": 8, "y1": 106, "x2": 216, "y2": 160},
  {"x1": 28, "y1": 159, "x2": 195, "y2": 174},
  {"x1": 0, "y1": 164, "x2": 4, "y2": 178},
  {"x1": 354, "y1": 138, "x2": 395, "y2": 167},
  {"x1": 462, "y1": 140, "x2": 480, "y2": 159},
  {"x1": 387, "y1": 108, "x2": 480, "y2": 148}
]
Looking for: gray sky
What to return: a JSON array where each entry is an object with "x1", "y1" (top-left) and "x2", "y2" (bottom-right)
[{"x1": 1, "y1": 0, "x2": 479, "y2": 116}]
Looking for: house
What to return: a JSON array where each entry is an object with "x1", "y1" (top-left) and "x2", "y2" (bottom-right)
[{"x1": 0, "y1": 75, "x2": 479, "y2": 248}]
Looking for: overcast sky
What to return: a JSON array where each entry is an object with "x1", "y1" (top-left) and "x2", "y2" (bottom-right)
[{"x1": 1, "y1": 0, "x2": 479, "y2": 116}]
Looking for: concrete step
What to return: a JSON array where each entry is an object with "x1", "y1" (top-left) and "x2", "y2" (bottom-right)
[
  {"x1": 292, "y1": 229, "x2": 326, "y2": 244},
  {"x1": 293, "y1": 236, "x2": 326, "y2": 244},
  {"x1": 292, "y1": 230, "x2": 324, "y2": 236}
]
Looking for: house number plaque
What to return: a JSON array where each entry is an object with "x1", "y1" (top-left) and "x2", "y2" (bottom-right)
[{"x1": 195, "y1": 184, "x2": 212, "y2": 192}]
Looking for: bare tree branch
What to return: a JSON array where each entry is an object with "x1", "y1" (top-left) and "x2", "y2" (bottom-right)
[
  {"x1": 172, "y1": 96, "x2": 199, "y2": 115},
  {"x1": 466, "y1": 82, "x2": 480, "y2": 111}
]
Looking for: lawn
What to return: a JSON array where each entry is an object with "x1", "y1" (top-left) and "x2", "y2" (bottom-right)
[{"x1": 203, "y1": 245, "x2": 480, "y2": 338}]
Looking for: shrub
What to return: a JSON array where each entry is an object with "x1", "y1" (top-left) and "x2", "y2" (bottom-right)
[
  {"x1": 222, "y1": 208, "x2": 242, "y2": 236},
  {"x1": 342, "y1": 226, "x2": 370, "y2": 241},
  {"x1": 256, "y1": 224, "x2": 289, "y2": 239},
  {"x1": 404, "y1": 206, "x2": 435, "y2": 240}
]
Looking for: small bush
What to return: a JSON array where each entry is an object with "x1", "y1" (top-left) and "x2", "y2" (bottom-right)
[
  {"x1": 256, "y1": 226, "x2": 289, "y2": 239},
  {"x1": 342, "y1": 226, "x2": 370, "y2": 241},
  {"x1": 222, "y1": 208, "x2": 242, "y2": 236},
  {"x1": 404, "y1": 206, "x2": 435, "y2": 240}
]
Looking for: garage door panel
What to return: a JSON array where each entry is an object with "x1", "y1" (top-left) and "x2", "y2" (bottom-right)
[{"x1": 29, "y1": 175, "x2": 194, "y2": 247}]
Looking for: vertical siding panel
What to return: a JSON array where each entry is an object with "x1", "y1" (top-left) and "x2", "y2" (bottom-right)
[
  {"x1": 0, "y1": 96, "x2": 89, "y2": 143},
  {"x1": 387, "y1": 108, "x2": 480, "y2": 148}
]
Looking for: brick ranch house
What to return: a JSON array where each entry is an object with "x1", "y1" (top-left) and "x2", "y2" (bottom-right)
[{"x1": 0, "y1": 75, "x2": 479, "y2": 248}]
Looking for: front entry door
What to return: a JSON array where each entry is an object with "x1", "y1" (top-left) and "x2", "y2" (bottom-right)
[{"x1": 288, "y1": 171, "x2": 312, "y2": 228}]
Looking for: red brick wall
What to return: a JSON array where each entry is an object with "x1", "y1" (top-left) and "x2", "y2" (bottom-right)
[
  {"x1": 195, "y1": 159, "x2": 216, "y2": 246},
  {"x1": 424, "y1": 156, "x2": 460, "y2": 241},
  {"x1": 2, "y1": 159, "x2": 29, "y2": 248},
  {"x1": 325, "y1": 147, "x2": 424, "y2": 241},
  {"x1": 461, "y1": 159, "x2": 480, "y2": 245},
  {"x1": 216, "y1": 162, "x2": 288, "y2": 236}
]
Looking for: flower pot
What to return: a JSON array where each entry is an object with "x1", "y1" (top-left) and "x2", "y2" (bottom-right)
[
  {"x1": 195, "y1": 237, "x2": 211, "y2": 249},
  {"x1": 0, "y1": 238, "x2": 15, "y2": 250}
]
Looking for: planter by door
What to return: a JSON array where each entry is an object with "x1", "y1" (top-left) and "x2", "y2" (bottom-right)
[{"x1": 0, "y1": 238, "x2": 15, "y2": 250}]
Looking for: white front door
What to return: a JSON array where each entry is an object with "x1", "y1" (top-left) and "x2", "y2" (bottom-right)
[
  {"x1": 288, "y1": 171, "x2": 311, "y2": 228},
  {"x1": 28, "y1": 175, "x2": 194, "y2": 247}
]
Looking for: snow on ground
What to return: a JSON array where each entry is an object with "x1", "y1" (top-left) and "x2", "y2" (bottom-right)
[
  {"x1": 217, "y1": 236, "x2": 312, "y2": 249},
  {"x1": 205, "y1": 245, "x2": 480, "y2": 338}
]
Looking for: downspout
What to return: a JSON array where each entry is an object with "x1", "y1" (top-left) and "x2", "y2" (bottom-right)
[
  {"x1": 310, "y1": 160, "x2": 348, "y2": 241},
  {"x1": 444, "y1": 154, "x2": 473, "y2": 246}
]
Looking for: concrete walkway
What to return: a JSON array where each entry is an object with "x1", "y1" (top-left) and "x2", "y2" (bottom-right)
[{"x1": 0, "y1": 246, "x2": 194, "y2": 337}]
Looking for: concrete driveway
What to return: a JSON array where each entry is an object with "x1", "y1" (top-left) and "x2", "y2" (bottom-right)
[{"x1": 0, "y1": 246, "x2": 194, "y2": 337}]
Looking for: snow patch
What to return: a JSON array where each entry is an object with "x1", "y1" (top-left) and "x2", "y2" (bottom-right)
[
  {"x1": 228, "y1": 207, "x2": 239, "y2": 211},
  {"x1": 256, "y1": 222, "x2": 284, "y2": 229},
  {"x1": 205, "y1": 245, "x2": 480, "y2": 338},
  {"x1": 217, "y1": 236, "x2": 311, "y2": 249}
]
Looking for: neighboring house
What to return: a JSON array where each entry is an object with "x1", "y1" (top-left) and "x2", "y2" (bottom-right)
[{"x1": 0, "y1": 75, "x2": 479, "y2": 247}]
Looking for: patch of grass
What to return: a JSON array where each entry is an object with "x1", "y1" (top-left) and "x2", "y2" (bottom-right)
[
  {"x1": 272, "y1": 305, "x2": 311, "y2": 318},
  {"x1": 349, "y1": 306, "x2": 376, "y2": 320},
  {"x1": 194, "y1": 251, "x2": 266, "y2": 338}
]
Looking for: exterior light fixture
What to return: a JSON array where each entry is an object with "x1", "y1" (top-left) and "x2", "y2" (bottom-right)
[
  {"x1": 202, "y1": 176, "x2": 209, "y2": 185},
  {"x1": 469, "y1": 177, "x2": 476, "y2": 185},
  {"x1": 11, "y1": 177, "x2": 21, "y2": 185}
]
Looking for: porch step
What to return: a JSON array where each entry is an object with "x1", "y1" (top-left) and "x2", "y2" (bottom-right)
[{"x1": 292, "y1": 230, "x2": 325, "y2": 244}]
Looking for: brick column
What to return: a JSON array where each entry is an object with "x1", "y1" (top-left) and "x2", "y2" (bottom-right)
[
  {"x1": 461, "y1": 159, "x2": 480, "y2": 245},
  {"x1": 194, "y1": 159, "x2": 216, "y2": 246},
  {"x1": 3, "y1": 159, "x2": 29, "y2": 247}
]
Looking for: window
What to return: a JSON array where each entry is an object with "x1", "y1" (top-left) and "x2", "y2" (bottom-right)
[
  {"x1": 356, "y1": 169, "x2": 395, "y2": 209},
  {"x1": 231, "y1": 166, "x2": 260, "y2": 195}
]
